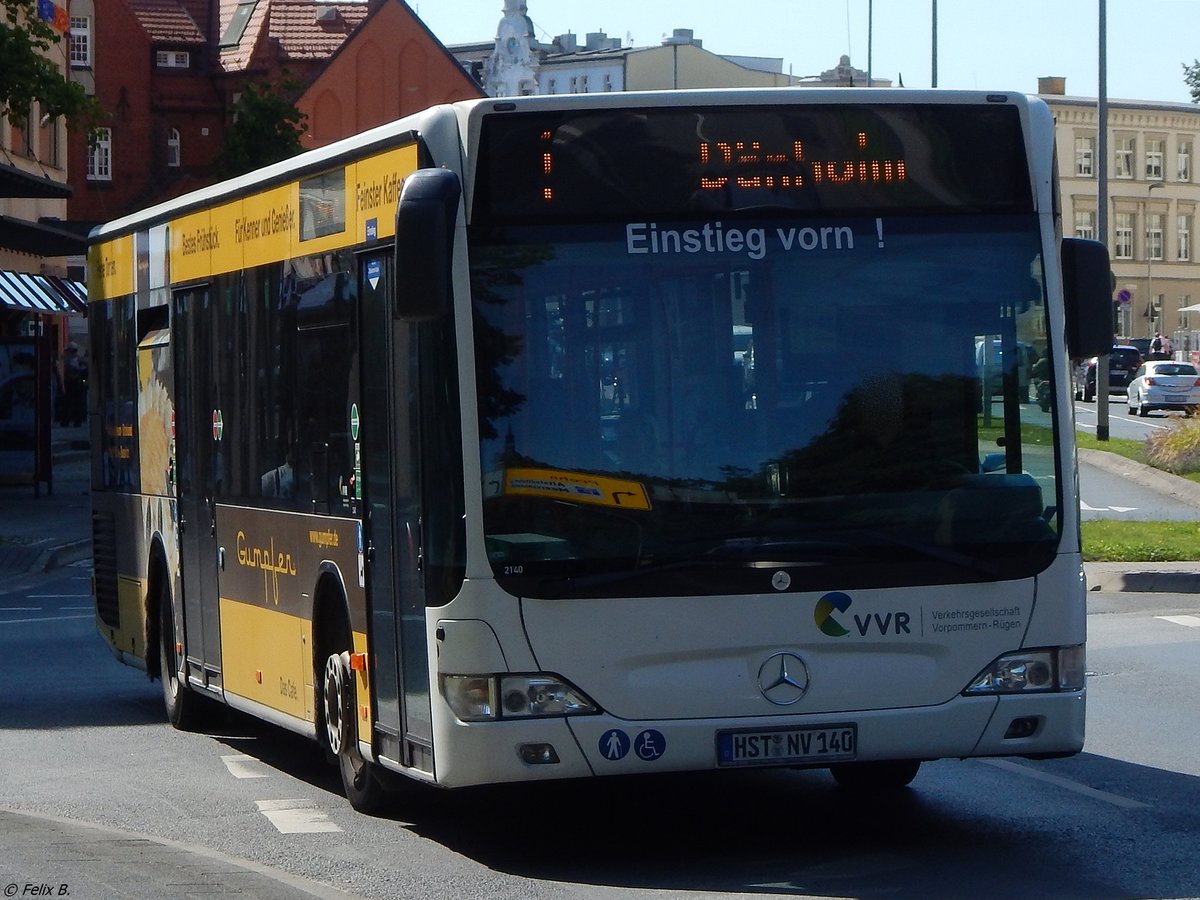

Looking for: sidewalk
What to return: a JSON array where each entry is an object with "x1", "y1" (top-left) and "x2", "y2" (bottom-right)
[
  {"x1": 2, "y1": 430, "x2": 1199, "y2": 588},
  {"x1": 0, "y1": 423, "x2": 92, "y2": 576}
]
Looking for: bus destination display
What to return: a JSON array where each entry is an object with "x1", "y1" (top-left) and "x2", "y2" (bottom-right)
[{"x1": 476, "y1": 103, "x2": 1033, "y2": 222}]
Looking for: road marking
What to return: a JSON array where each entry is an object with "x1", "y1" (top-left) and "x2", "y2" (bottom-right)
[
  {"x1": 0, "y1": 614, "x2": 94, "y2": 625},
  {"x1": 981, "y1": 758, "x2": 1149, "y2": 809},
  {"x1": 1080, "y1": 501, "x2": 1139, "y2": 513},
  {"x1": 28, "y1": 593, "x2": 91, "y2": 599},
  {"x1": 221, "y1": 753, "x2": 272, "y2": 779},
  {"x1": 255, "y1": 799, "x2": 342, "y2": 833},
  {"x1": 1157, "y1": 615, "x2": 1200, "y2": 628}
]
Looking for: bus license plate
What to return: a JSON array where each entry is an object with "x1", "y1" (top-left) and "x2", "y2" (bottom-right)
[{"x1": 716, "y1": 724, "x2": 857, "y2": 767}]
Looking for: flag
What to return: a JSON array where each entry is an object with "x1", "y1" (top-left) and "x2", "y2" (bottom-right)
[{"x1": 38, "y1": 0, "x2": 70, "y2": 33}]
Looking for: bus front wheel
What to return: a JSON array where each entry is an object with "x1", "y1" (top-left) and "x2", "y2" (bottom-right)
[{"x1": 322, "y1": 649, "x2": 388, "y2": 814}]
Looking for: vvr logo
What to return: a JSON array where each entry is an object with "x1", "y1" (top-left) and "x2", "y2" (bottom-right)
[{"x1": 814, "y1": 591, "x2": 912, "y2": 637}]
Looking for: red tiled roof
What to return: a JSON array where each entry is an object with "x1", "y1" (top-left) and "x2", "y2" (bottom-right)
[
  {"x1": 126, "y1": 0, "x2": 206, "y2": 44},
  {"x1": 217, "y1": 0, "x2": 370, "y2": 71},
  {"x1": 269, "y1": 0, "x2": 369, "y2": 60}
]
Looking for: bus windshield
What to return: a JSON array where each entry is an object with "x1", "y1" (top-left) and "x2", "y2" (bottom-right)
[
  {"x1": 469, "y1": 103, "x2": 1056, "y2": 599},
  {"x1": 471, "y1": 214, "x2": 1056, "y2": 598}
]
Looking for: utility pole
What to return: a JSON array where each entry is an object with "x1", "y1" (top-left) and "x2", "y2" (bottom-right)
[
  {"x1": 931, "y1": 0, "x2": 938, "y2": 88},
  {"x1": 1096, "y1": 0, "x2": 1110, "y2": 441}
]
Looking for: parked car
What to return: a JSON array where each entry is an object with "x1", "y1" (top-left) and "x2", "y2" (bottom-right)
[
  {"x1": 1126, "y1": 360, "x2": 1200, "y2": 417},
  {"x1": 1074, "y1": 345, "x2": 1144, "y2": 402}
]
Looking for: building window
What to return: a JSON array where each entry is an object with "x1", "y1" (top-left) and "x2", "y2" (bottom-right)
[
  {"x1": 1180, "y1": 215, "x2": 1193, "y2": 262},
  {"x1": 1074, "y1": 209, "x2": 1096, "y2": 239},
  {"x1": 1180, "y1": 142, "x2": 1192, "y2": 183},
  {"x1": 1114, "y1": 212, "x2": 1133, "y2": 258},
  {"x1": 580, "y1": 74, "x2": 589, "y2": 93},
  {"x1": 1146, "y1": 213, "x2": 1164, "y2": 261},
  {"x1": 1146, "y1": 138, "x2": 1165, "y2": 181},
  {"x1": 603, "y1": 73, "x2": 614, "y2": 92},
  {"x1": 69, "y1": 16, "x2": 91, "y2": 68},
  {"x1": 167, "y1": 128, "x2": 180, "y2": 167},
  {"x1": 547, "y1": 78, "x2": 557, "y2": 94},
  {"x1": 569, "y1": 76, "x2": 578, "y2": 93},
  {"x1": 1114, "y1": 137, "x2": 1134, "y2": 179},
  {"x1": 38, "y1": 109, "x2": 60, "y2": 168},
  {"x1": 9, "y1": 111, "x2": 29, "y2": 157},
  {"x1": 1074, "y1": 135, "x2": 1094, "y2": 176},
  {"x1": 156, "y1": 50, "x2": 190, "y2": 69},
  {"x1": 1181, "y1": 295, "x2": 1193, "y2": 330},
  {"x1": 88, "y1": 127, "x2": 112, "y2": 181}
]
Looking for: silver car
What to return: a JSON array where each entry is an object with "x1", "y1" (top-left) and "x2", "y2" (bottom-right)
[{"x1": 1126, "y1": 360, "x2": 1200, "y2": 417}]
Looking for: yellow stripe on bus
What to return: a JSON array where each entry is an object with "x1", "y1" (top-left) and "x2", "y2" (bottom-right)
[
  {"x1": 218, "y1": 598, "x2": 372, "y2": 734},
  {"x1": 87, "y1": 234, "x2": 134, "y2": 302},
  {"x1": 219, "y1": 598, "x2": 313, "y2": 722}
]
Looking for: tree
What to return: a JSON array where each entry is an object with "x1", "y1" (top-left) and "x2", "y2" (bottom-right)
[
  {"x1": 0, "y1": 0, "x2": 103, "y2": 131},
  {"x1": 213, "y1": 74, "x2": 308, "y2": 178},
  {"x1": 1186, "y1": 60, "x2": 1200, "y2": 104}
]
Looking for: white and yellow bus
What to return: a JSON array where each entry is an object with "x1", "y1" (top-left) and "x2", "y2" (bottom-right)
[{"x1": 88, "y1": 89, "x2": 1113, "y2": 812}]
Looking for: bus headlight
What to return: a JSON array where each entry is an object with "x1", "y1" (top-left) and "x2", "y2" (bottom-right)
[
  {"x1": 963, "y1": 645, "x2": 1085, "y2": 695},
  {"x1": 442, "y1": 674, "x2": 598, "y2": 721}
]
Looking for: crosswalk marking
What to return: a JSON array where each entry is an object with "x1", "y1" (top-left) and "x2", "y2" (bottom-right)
[
  {"x1": 255, "y1": 799, "x2": 342, "y2": 833},
  {"x1": 221, "y1": 753, "x2": 271, "y2": 779},
  {"x1": 1156, "y1": 615, "x2": 1200, "y2": 628}
]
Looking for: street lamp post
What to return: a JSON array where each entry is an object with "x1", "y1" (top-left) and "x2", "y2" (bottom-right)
[{"x1": 1147, "y1": 181, "x2": 1163, "y2": 339}]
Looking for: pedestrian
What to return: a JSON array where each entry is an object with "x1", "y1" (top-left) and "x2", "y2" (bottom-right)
[
  {"x1": 1161, "y1": 333, "x2": 1173, "y2": 356},
  {"x1": 63, "y1": 341, "x2": 87, "y2": 426}
]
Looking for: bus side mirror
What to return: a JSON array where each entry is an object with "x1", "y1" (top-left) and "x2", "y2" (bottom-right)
[
  {"x1": 1061, "y1": 237, "x2": 1114, "y2": 359},
  {"x1": 394, "y1": 168, "x2": 461, "y2": 321}
]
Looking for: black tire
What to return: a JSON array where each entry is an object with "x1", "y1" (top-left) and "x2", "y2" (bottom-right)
[
  {"x1": 1138, "y1": 402, "x2": 1149, "y2": 417},
  {"x1": 322, "y1": 632, "x2": 390, "y2": 814},
  {"x1": 830, "y1": 759, "x2": 921, "y2": 792},
  {"x1": 158, "y1": 581, "x2": 205, "y2": 730},
  {"x1": 1083, "y1": 385, "x2": 1095, "y2": 403}
]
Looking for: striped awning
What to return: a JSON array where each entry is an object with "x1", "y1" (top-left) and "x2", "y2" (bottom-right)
[{"x1": 0, "y1": 269, "x2": 88, "y2": 314}]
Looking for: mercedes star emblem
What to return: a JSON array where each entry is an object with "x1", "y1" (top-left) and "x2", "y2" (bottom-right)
[{"x1": 757, "y1": 651, "x2": 810, "y2": 705}]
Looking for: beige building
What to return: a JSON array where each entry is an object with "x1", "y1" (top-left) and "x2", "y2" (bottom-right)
[{"x1": 1041, "y1": 78, "x2": 1200, "y2": 355}]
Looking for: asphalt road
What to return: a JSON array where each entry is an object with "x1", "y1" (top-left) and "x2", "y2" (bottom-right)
[{"x1": 2, "y1": 562, "x2": 1199, "y2": 900}]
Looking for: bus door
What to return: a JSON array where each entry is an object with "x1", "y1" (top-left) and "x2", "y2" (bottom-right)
[
  {"x1": 172, "y1": 286, "x2": 223, "y2": 693},
  {"x1": 358, "y1": 252, "x2": 433, "y2": 771}
]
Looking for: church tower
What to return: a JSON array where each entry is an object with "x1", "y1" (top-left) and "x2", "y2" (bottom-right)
[{"x1": 483, "y1": 0, "x2": 540, "y2": 96}]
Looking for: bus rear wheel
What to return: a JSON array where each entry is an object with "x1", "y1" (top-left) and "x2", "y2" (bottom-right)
[
  {"x1": 830, "y1": 759, "x2": 921, "y2": 792},
  {"x1": 322, "y1": 648, "x2": 388, "y2": 814}
]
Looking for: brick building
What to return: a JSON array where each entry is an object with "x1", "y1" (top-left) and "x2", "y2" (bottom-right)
[{"x1": 65, "y1": 0, "x2": 480, "y2": 225}]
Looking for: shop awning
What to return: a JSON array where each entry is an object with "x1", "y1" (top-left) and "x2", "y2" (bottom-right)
[
  {"x1": 0, "y1": 269, "x2": 88, "y2": 314},
  {"x1": 0, "y1": 162, "x2": 72, "y2": 199},
  {"x1": 0, "y1": 215, "x2": 88, "y2": 256}
]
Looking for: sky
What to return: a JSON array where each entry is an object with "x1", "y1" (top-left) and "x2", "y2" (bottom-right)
[{"x1": 411, "y1": 0, "x2": 1200, "y2": 105}]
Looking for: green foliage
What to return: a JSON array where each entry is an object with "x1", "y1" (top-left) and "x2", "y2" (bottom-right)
[
  {"x1": 213, "y1": 75, "x2": 308, "y2": 179},
  {"x1": 1082, "y1": 520, "x2": 1200, "y2": 561},
  {"x1": 1187, "y1": 60, "x2": 1200, "y2": 104},
  {"x1": 1074, "y1": 430, "x2": 1147, "y2": 462},
  {"x1": 1143, "y1": 417, "x2": 1200, "y2": 474},
  {"x1": 0, "y1": 0, "x2": 104, "y2": 131}
]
